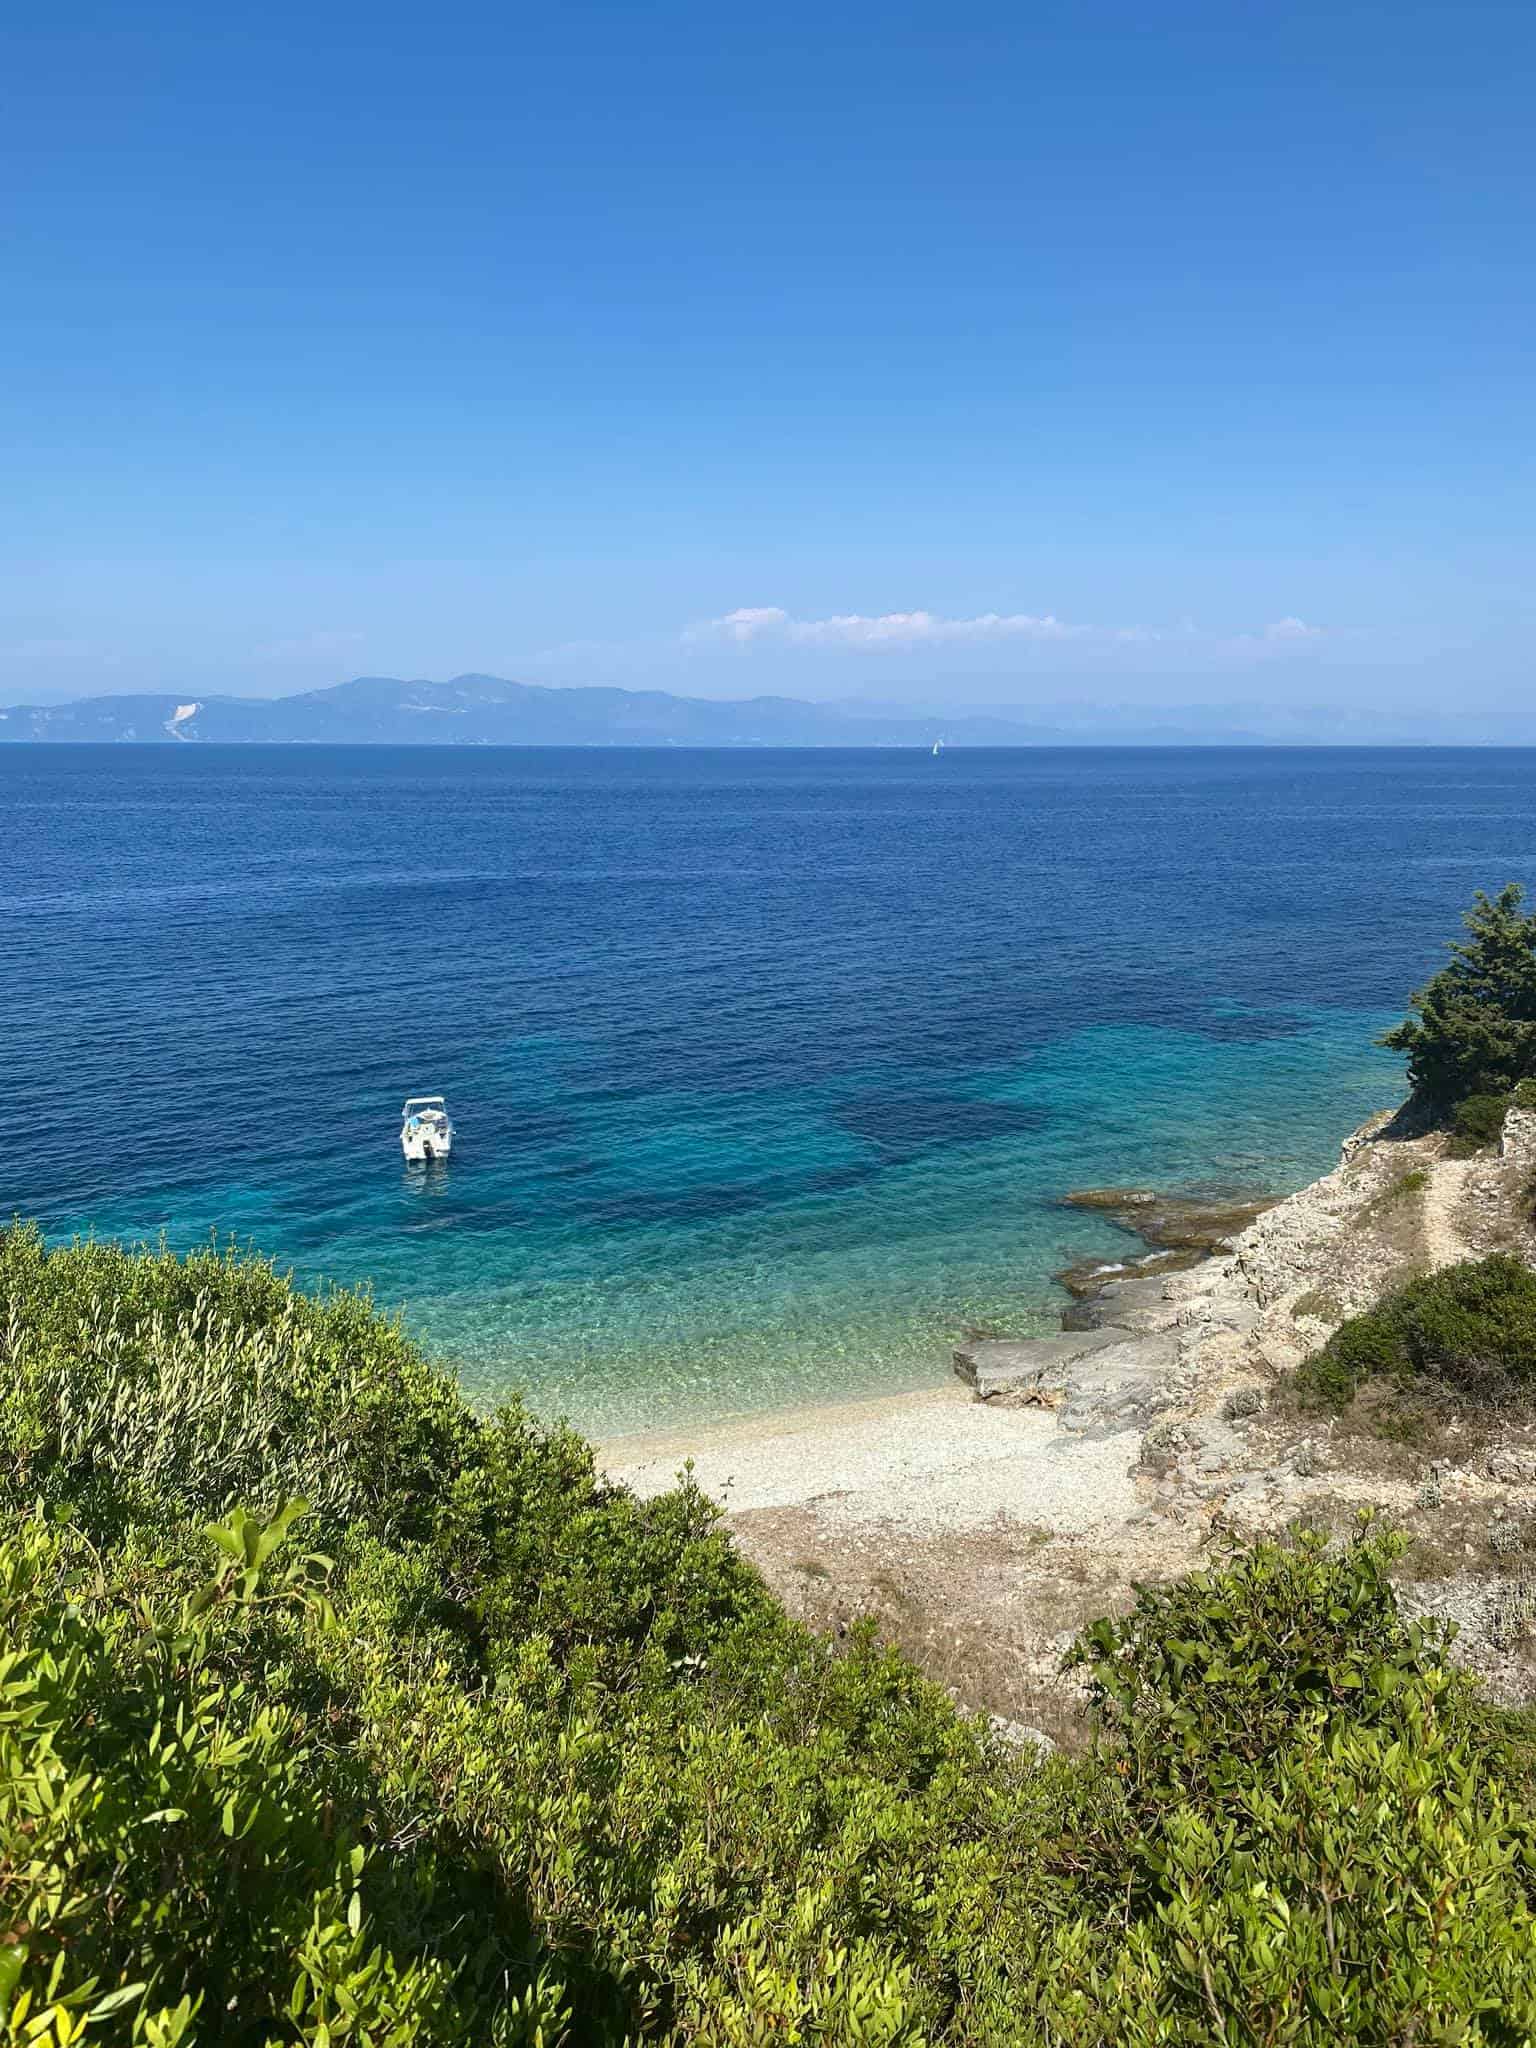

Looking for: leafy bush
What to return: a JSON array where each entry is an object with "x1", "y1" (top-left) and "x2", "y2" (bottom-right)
[
  {"x1": 1453, "y1": 1090, "x2": 1512, "y2": 1151},
  {"x1": 1394, "y1": 1254, "x2": 1536, "y2": 1399},
  {"x1": 1296, "y1": 1304, "x2": 1408, "y2": 1408},
  {"x1": 1297, "y1": 1252, "x2": 1536, "y2": 1408},
  {"x1": 1051, "y1": 1542, "x2": 1536, "y2": 2042},
  {"x1": 1382, "y1": 882, "x2": 1536, "y2": 1111},
  {"x1": 1071, "y1": 1524, "x2": 1462, "y2": 1792},
  {"x1": 0, "y1": 1502, "x2": 570, "y2": 2046},
  {"x1": 0, "y1": 1223, "x2": 477, "y2": 1549},
  {"x1": 8, "y1": 1230, "x2": 1536, "y2": 2042}
]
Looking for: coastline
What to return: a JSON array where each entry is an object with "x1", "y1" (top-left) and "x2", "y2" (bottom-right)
[
  {"x1": 599, "y1": 1187, "x2": 1273, "y2": 1518},
  {"x1": 604, "y1": 1107, "x2": 1536, "y2": 1733}
]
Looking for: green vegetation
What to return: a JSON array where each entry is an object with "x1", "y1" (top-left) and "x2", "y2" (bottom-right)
[
  {"x1": 1297, "y1": 1252, "x2": 1536, "y2": 1410},
  {"x1": 7, "y1": 1226, "x2": 1536, "y2": 2043},
  {"x1": 1382, "y1": 881, "x2": 1536, "y2": 1118},
  {"x1": 1453, "y1": 1092, "x2": 1515, "y2": 1153}
]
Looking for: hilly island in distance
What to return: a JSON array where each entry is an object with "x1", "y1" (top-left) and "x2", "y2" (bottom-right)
[{"x1": 2, "y1": 672, "x2": 1532, "y2": 747}]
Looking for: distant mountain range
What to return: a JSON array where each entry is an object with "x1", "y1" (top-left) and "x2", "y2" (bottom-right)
[{"x1": 0, "y1": 673, "x2": 1273, "y2": 746}]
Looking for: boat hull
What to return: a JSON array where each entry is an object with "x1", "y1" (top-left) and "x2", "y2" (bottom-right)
[{"x1": 401, "y1": 1096, "x2": 454, "y2": 1162}]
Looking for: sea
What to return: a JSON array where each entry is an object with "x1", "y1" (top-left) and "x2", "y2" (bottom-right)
[{"x1": 6, "y1": 745, "x2": 1534, "y2": 1438}]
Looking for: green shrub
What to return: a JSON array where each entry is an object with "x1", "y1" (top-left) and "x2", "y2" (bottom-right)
[
  {"x1": 0, "y1": 1222, "x2": 478, "y2": 1549},
  {"x1": 0, "y1": 1503, "x2": 569, "y2": 2045},
  {"x1": 1054, "y1": 1524, "x2": 1536, "y2": 2040},
  {"x1": 9, "y1": 1234, "x2": 1536, "y2": 2042},
  {"x1": 1296, "y1": 1304, "x2": 1407, "y2": 1407},
  {"x1": 1073, "y1": 1524, "x2": 1457, "y2": 1773},
  {"x1": 1452, "y1": 1090, "x2": 1511, "y2": 1151},
  {"x1": 1382, "y1": 882, "x2": 1536, "y2": 1111},
  {"x1": 1514, "y1": 1076, "x2": 1536, "y2": 1111},
  {"x1": 1297, "y1": 1252, "x2": 1536, "y2": 1409},
  {"x1": 1392, "y1": 1253, "x2": 1536, "y2": 1397}
]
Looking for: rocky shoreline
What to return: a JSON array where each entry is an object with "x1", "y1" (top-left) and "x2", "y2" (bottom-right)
[
  {"x1": 952, "y1": 1186, "x2": 1272, "y2": 1422},
  {"x1": 1057, "y1": 1184, "x2": 1276, "y2": 1273},
  {"x1": 607, "y1": 1105, "x2": 1536, "y2": 1736}
]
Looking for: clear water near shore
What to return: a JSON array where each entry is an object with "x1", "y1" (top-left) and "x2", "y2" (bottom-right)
[{"x1": 7, "y1": 744, "x2": 1534, "y2": 1436}]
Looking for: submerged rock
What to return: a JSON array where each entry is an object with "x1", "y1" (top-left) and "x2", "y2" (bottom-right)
[
  {"x1": 1054, "y1": 1187, "x2": 1275, "y2": 1334},
  {"x1": 1055, "y1": 1246, "x2": 1206, "y2": 1304},
  {"x1": 1059, "y1": 1187, "x2": 1274, "y2": 1253}
]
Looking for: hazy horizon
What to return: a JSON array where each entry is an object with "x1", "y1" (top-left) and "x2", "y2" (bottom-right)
[{"x1": 7, "y1": 667, "x2": 1536, "y2": 747}]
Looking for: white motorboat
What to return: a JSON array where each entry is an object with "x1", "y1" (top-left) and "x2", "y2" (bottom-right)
[{"x1": 401, "y1": 1095, "x2": 454, "y2": 1163}]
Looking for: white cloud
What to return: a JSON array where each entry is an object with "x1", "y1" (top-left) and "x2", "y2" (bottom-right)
[
  {"x1": 689, "y1": 606, "x2": 1080, "y2": 649},
  {"x1": 688, "y1": 606, "x2": 1333, "y2": 657},
  {"x1": 1262, "y1": 616, "x2": 1323, "y2": 642},
  {"x1": 705, "y1": 606, "x2": 792, "y2": 642}
]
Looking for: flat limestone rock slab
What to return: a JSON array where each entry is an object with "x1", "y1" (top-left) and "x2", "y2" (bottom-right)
[
  {"x1": 1062, "y1": 1270, "x2": 1182, "y2": 1331},
  {"x1": 953, "y1": 1323, "x2": 1185, "y2": 1435},
  {"x1": 952, "y1": 1326, "x2": 1126, "y2": 1399},
  {"x1": 1056, "y1": 1331, "x2": 1184, "y2": 1436}
]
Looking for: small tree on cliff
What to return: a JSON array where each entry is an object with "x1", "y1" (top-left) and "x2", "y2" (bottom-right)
[{"x1": 1382, "y1": 882, "x2": 1536, "y2": 1111}]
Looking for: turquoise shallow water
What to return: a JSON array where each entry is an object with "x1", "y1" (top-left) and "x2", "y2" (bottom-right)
[
  {"x1": 392, "y1": 1006, "x2": 1402, "y2": 1430},
  {"x1": 6, "y1": 745, "x2": 1533, "y2": 1436}
]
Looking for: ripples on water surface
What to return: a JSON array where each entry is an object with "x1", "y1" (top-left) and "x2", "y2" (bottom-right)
[{"x1": 5, "y1": 745, "x2": 1535, "y2": 1435}]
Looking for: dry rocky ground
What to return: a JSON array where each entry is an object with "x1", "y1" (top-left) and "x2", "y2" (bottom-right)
[{"x1": 606, "y1": 1108, "x2": 1536, "y2": 1746}]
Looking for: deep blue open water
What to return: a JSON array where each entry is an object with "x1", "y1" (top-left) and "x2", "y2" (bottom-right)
[{"x1": 5, "y1": 745, "x2": 1534, "y2": 1435}]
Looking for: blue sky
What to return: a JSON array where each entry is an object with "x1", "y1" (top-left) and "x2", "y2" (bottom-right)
[{"x1": 4, "y1": 0, "x2": 1533, "y2": 715}]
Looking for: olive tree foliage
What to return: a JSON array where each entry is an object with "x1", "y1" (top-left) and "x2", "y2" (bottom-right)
[{"x1": 1382, "y1": 882, "x2": 1536, "y2": 1112}]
